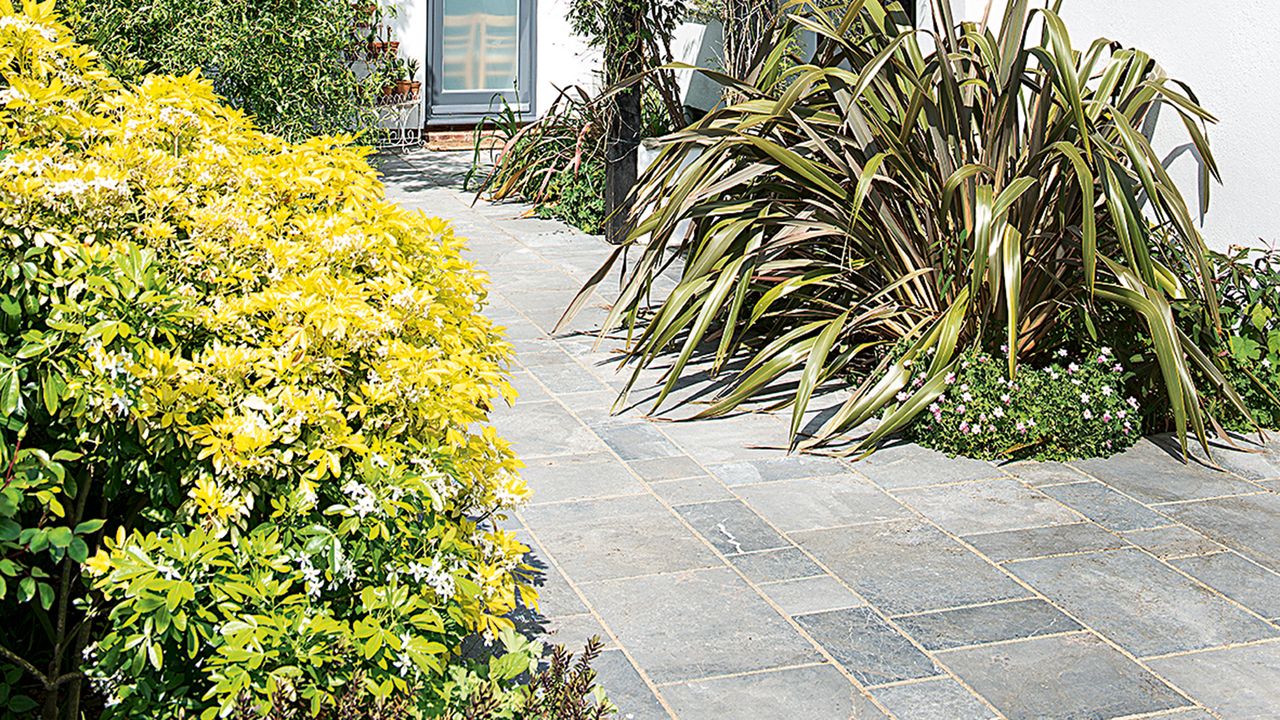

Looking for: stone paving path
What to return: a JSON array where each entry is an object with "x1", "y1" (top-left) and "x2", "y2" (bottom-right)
[{"x1": 379, "y1": 150, "x2": 1280, "y2": 720}]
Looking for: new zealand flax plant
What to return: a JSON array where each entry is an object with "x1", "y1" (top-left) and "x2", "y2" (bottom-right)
[{"x1": 558, "y1": 0, "x2": 1254, "y2": 457}]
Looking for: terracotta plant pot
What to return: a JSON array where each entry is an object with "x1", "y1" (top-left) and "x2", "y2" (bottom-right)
[
  {"x1": 367, "y1": 41, "x2": 384, "y2": 59},
  {"x1": 409, "y1": 80, "x2": 421, "y2": 98},
  {"x1": 395, "y1": 79, "x2": 411, "y2": 95},
  {"x1": 381, "y1": 83, "x2": 396, "y2": 97},
  {"x1": 387, "y1": 41, "x2": 400, "y2": 55}
]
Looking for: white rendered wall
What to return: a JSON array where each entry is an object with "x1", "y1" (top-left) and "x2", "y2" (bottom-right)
[
  {"x1": 533, "y1": 0, "x2": 599, "y2": 116},
  {"x1": 929, "y1": 0, "x2": 1280, "y2": 251}
]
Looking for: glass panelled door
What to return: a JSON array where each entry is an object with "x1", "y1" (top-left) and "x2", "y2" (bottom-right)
[{"x1": 428, "y1": 0, "x2": 534, "y2": 124}]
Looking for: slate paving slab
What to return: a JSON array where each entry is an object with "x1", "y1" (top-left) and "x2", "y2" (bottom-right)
[
  {"x1": 1040, "y1": 481, "x2": 1170, "y2": 531},
  {"x1": 794, "y1": 520, "x2": 1030, "y2": 615},
  {"x1": 646, "y1": 476, "x2": 734, "y2": 506},
  {"x1": 581, "y1": 568, "x2": 821, "y2": 684},
  {"x1": 794, "y1": 606, "x2": 941, "y2": 686},
  {"x1": 661, "y1": 665, "x2": 882, "y2": 720},
  {"x1": 726, "y1": 547, "x2": 826, "y2": 584},
  {"x1": 592, "y1": 649, "x2": 671, "y2": 720},
  {"x1": 674, "y1": 500, "x2": 789, "y2": 555},
  {"x1": 1161, "y1": 492, "x2": 1280, "y2": 572},
  {"x1": 897, "y1": 478, "x2": 1083, "y2": 535},
  {"x1": 1074, "y1": 440, "x2": 1262, "y2": 505},
  {"x1": 520, "y1": 452, "x2": 646, "y2": 505},
  {"x1": 1119, "y1": 525, "x2": 1225, "y2": 560},
  {"x1": 760, "y1": 576, "x2": 865, "y2": 617},
  {"x1": 963, "y1": 522, "x2": 1128, "y2": 563},
  {"x1": 1171, "y1": 551, "x2": 1280, "y2": 620},
  {"x1": 594, "y1": 422, "x2": 685, "y2": 462},
  {"x1": 732, "y1": 475, "x2": 909, "y2": 533},
  {"x1": 1147, "y1": 640, "x2": 1280, "y2": 719},
  {"x1": 938, "y1": 633, "x2": 1191, "y2": 719},
  {"x1": 490, "y1": 400, "x2": 606, "y2": 459},
  {"x1": 870, "y1": 678, "x2": 996, "y2": 720},
  {"x1": 707, "y1": 456, "x2": 852, "y2": 485},
  {"x1": 854, "y1": 442, "x2": 1001, "y2": 489},
  {"x1": 892, "y1": 599, "x2": 1082, "y2": 651},
  {"x1": 1007, "y1": 548, "x2": 1277, "y2": 657},
  {"x1": 520, "y1": 495, "x2": 721, "y2": 582}
]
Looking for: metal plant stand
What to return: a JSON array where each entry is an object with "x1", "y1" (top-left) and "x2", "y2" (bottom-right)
[{"x1": 375, "y1": 93, "x2": 423, "y2": 151}]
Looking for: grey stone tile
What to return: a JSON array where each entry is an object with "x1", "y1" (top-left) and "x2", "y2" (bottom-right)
[
  {"x1": 539, "y1": 613, "x2": 612, "y2": 650},
  {"x1": 592, "y1": 649, "x2": 670, "y2": 720},
  {"x1": 794, "y1": 520, "x2": 1029, "y2": 615},
  {"x1": 761, "y1": 576, "x2": 865, "y2": 616},
  {"x1": 1181, "y1": 432, "x2": 1280, "y2": 482},
  {"x1": 964, "y1": 522, "x2": 1128, "y2": 563},
  {"x1": 521, "y1": 495, "x2": 721, "y2": 582},
  {"x1": 675, "y1": 500, "x2": 789, "y2": 555},
  {"x1": 627, "y1": 455, "x2": 706, "y2": 481},
  {"x1": 594, "y1": 422, "x2": 684, "y2": 462},
  {"x1": 727, "y1": 547, "x2": 826, "y2": 584},
  {"x1": 517, "y1": 532, "x2": 587, "y2": 616},
  {"x1": 1147, "y1": 710, "x2": 1216, "y2": 720},
  {"x1": 893, "y1": 599, "x2": 1081, "y2": 651},
  {"x1": 581, "y1": 568, "x2": 820, "y2": 684},
  {"x1": 939, "y1": 633, "x2": 1189, "y2": 720},
  {"x1": 521, "y1": 452, "x2": 646, "y2": 504},
  {"x1": 1007, "y1": 548, "x2": 1277, "y2": 657},
  {"x1": 1074, "y1": 440, "x2": 1260, "y2": 505},
  {"x1": 1002, "y1": 461, "x2": 1089, "y2": 487},
  {"x1": 558, "y1": 388, "x2": 626, "y2": 426},
  {"x1": 491, "y1": 400, "x2": 605, "y2": 459},
  {"x1": 708, "y1": 456, "x2": 852, "y2": 486},
  {"x1": 521, "y1": 351, "x2": 613, "y2": 394},
  {"x1": 1120, "y1": 525, "x2": 1225, "y2": 560},
  {"x1": 855, "y1": 442, "x2": 1001, "y2": 490},
  {"x1": 898, "y1": 479, "x2": 1083, "y2": 536},
  {"x1": 508, "y1": 370, "x2": 554, "y2": 404},
  {"x1": 1162, "y1": 493, "x2": 1280, "y2": 573},
  {"x1": 870, "y1": 677, "x2": 996, "y2": 720},
  {"x1": 793, "y1": 606, "x2": 940, "y2": 687},
  {"x1": 1040, "y1": 481, "x2": 1170, "y2": 531},
  {"x1": 647, "y1": 476, "x2": 733, "y2": 506},
  {"x1": 660, "y1": 412, "x2": 787, "y2": 464},
  {"x1": 1148, "y1": 641, "x2": 1280, "y2": 720},
  {"x1": 734, "y1": 476, "x2": 909, "y2": 533},
  {"x1": 662, "y1": 664, "x2": 879, "y2": 720},
  {"x1": 1172, "y1": 552, "x2": 1280, "y2": 620}
]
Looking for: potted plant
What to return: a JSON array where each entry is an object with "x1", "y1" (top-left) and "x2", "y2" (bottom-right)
[
  {"x1": 394, "y1": 59, "x2": 412, "y2": 96},
  {"x1": 406, "y1": 58, "x2": 421, "y2": 98}
]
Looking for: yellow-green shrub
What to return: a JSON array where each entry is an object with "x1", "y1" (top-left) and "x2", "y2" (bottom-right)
[{"x1": 0, "y1": 2, "x2": 532, "y2": 717}]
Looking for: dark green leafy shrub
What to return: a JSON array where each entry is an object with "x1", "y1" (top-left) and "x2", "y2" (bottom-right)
[
  {"x1": 537, "y1": 161, "x2": 606, "y2": 234},
  {"x1": 65, "y1": 0, "x2": 376, "y2": 141},
  {"x1": 1209, "y1": 245, "x2": 1280, "y2": 429},
  {"x1": 905, "y1": 348, "x2": 1141, "y2": 461}
]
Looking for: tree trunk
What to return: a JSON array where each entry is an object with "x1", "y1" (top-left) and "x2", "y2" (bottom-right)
[
  {"x1": 605, "y1": 85, "x2": 641, "y2": 244},
  {"x1": 604, "y1": 2, "x2": 643, "y2": 244}
]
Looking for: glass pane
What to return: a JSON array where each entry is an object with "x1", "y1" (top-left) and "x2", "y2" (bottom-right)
[{"x1": 442, "y1": 0, "x2": 520, "y2": 92}]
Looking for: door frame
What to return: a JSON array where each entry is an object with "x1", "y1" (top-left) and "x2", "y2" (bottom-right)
[{"x1": 425, "y1": 0, "x2": 536, "y2": 126}]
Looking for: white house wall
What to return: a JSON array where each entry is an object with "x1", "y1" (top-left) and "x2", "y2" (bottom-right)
[{"x1": 932, "y1": 0, "x2": 1280, "y2": 251}]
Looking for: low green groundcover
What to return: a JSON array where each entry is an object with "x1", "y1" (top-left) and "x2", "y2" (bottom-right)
[{"x1": 905, "y1": 348, "x2": 1140, "y2": 462}]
